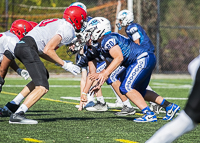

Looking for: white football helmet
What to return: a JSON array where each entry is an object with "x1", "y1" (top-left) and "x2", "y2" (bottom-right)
[
  {"x1": 116, "y1": 10, "x2": 134, "y2": 30},
  {"x1": 85, "y1": 17, "x2": 111, "y2": 41},
  {"x1": 70, "y1": 2, "x2": 87, "y2": 13}
]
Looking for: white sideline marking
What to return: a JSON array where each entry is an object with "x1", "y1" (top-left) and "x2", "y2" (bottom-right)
[
  {"x1": 3, "y1": 84, "x2": 192, "y2": 89},
  {"x1": 60, "y1": 96, "x2": 182, "y2": 115},
  {"x1": 61, "y1": 96, "x2": 188, "y2": 101},
  {"x1": 60, "y1": 97, "x2": 117, "y2": 101}
]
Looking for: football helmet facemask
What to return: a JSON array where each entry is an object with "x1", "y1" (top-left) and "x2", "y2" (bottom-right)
[{"x1": 116, "y1": 10, "x2": 134, "y2": 30}]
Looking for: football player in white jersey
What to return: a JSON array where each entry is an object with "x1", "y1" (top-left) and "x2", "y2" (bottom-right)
[
  {"x1": 1, "y1": 6, "x2": 86, "y2": 124},
  {"x1": 0, "y1": 19, "x2": 32, "y2": 93}
]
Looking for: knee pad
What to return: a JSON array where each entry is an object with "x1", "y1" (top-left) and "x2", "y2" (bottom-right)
[
  {"x1": 106, "y1": 78, "x2": 112, "y2": 85},
  {"x1": 119, "y1": 84, "x2": 127, "y2": 95},
  {"x1": 4, "y1": 50, "x2": 15, "y2": 61}
]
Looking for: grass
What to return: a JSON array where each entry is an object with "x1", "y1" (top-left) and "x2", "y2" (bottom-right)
[{"x1": 0, "y1": 77, "x2": 199, "y2": 143}]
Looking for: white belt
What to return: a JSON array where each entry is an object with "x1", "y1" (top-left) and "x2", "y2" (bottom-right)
[{"x1": 137, "y1": 52, "x2": 148, "y2": 60}]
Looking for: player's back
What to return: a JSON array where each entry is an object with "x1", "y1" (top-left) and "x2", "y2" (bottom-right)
[
  {"x1": 0, "y1": 31, "x2": 19, "y2": 61},
  {"x1": 101, "y1": 32, "x2": 154, "y2": 67},
  {"x1": 126, "y1": 23, "x2": 155, "y2": 51},
  {"x1": 27, "y1": 18, "x2": 75, "y2": 54}
]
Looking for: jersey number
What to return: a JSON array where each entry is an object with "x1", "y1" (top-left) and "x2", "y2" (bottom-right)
[
  {"x1": 106, "y1": 41, "x2": 114, "y2": 49},
  {"x1": 39, "y1": 19, "x2": 58, "y2": 27}
]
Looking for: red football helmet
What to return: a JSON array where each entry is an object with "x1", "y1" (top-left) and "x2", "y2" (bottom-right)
[
  {"x1": 29, "y1": 21, "x2": 38, "y2": 28},
  {"x1": 63, "y1": 6, "x2": 87, "y2": 32},
  {"x1": 10, "y1": 19, "x2": 33, "y2": 40}
]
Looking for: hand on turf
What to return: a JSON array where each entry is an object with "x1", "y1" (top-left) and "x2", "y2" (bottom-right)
[
  {"x1": 78, "y1": 93, "x2": 87, "y2": 111},
  {"x1": 78, "y1": 101, "x2": 86, "y2": 111}
]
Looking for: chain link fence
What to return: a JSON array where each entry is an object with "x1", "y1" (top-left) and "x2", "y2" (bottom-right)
[{"x1": 0, "y1": 0, "x2": 199, "y2": 74}]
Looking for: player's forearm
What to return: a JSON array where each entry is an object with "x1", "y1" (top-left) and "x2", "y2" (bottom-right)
[
  {"x1": 10, "y1": 60, "x2": 19, "y2": 72},
  {"x1": 43, "y1": 50, "x2": 64, "y2": 66},
  {"x1": 83, "y1": 75, "x2": 94, "y2": 94},
  {"x1": 104, "y1": 57, "x2": 123, "y2": 77}
]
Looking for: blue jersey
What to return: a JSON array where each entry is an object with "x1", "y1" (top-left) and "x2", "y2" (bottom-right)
[
  {"x1": 76, "y1": 42, "x2": 104, "y2": 68},
  {"x1": 100, "y1": 32, "x2": 154, "y2": 67},
  {"x1": 125, "y1": 23, "x2": 155, "y2": 52}
]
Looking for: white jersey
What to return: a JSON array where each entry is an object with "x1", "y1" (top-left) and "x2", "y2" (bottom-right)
[
  {"x1": 0, "y1": 31, "x2": 19, "y2": 62},
  {"x1": 27, "y1": 18, "x2": 75, "y2": 55}
]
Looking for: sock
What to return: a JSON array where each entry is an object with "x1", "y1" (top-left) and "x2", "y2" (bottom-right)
[
  {"x1": 10, "y1": 93, "x2": 24, "y2": 105},
  {"x1": 142, "y1": 106, "x2": 151, "y2": 114},
  {"x1": 110, "y1": 85, "x2": 122, "y2": 103},
  {"x1": 15, "y1": 104, "x2": 28, "y2": 114},
  {"x1": 123, "y1": 99, "x2": 132, "y2": 108},
  {"x1": 146, "y1": 110, "x2": 197, "y2": 143},
  {"x1": 97, "y1": 96, "x2": 105, "y2": 104},
  {"x1": 87, "y1": 93, "x2": 94, "y2": 102},
  {"x1": 160, "y1": 99, "x2": 171, "y2": 108}
]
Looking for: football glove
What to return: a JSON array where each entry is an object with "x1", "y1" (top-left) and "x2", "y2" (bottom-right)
[
  {"x1": 62, "y1": 60, "x2": 80, "y2": 75},
  {"x1": 16, "y1": 68, "x2": 29, "y2": 80}
]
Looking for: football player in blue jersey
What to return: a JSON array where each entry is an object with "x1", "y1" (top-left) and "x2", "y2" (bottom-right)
[
  {"x1": 69, "y1": 2, "x2": 126, "y2": 111},
  {"x1": 72, "y1": 35, "x2": 135, "y2": 112},
  {"x1": 116, "y1": 10, "x2": 165, "y2": 114},
  {"x1": 83, "y1": 17, "x2": 180, "y2": 122}
]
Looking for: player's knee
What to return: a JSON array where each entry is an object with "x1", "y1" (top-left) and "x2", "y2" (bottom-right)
[
  {"x1": 119, "y1": 85, "x2": 127, "y2": 95},
  {"x1": 106, "y1": 78, "x2": 112, "y2": 85},
  {"x1": 35, "y1": 86, "x2": 48, "y2": 94}
]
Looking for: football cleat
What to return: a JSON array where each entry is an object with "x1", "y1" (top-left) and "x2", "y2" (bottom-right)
[
  {"x1": 149, "y1": 102, "x2": 163, "y2": 114},
  {"x1": 134, "y1": 111, "x2": 157, "y2": 122},
  {"x1": 107, "y1": 100, "x2": 123, "y2": 109},
  {"x1": 163, "y1": 103, "x2": 180, "y2": 121},
  {"x1": 0, "y1": 107, "x2": 12, "y2": 117},
  {"x1": 86, "y1": 101, "x2": 108, "y2": 111},
  {"x1": 0, "y1": 102, "x2": 20, "y2": 117},
  {"x1": 75, "y1": 101, "x2": 95, "y2": 109},
  {"x1": 115, "y1": 105, "x2": 136, "y2": 116},
  {"x1": 9, "y1": 111, "x2": 38, "y2": 124}
]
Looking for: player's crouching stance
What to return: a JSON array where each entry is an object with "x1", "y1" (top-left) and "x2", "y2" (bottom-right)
[
  {"x1": 83, "y1": 17, "x2": 180, "y2": 122},
  {"x1": 0, "y1": 19, "x2": 32, "y2": 94},
  {"x1": 1, "y1": 6, "x2": 86, "y2": 124}
]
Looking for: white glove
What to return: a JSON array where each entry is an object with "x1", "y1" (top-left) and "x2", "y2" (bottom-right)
[
  {"x1": 62, "y1": 60, "x2": 80, "y2": 75},
  {"x1": 16, "y1": 68, "x2": 30, "y2": 80}
]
